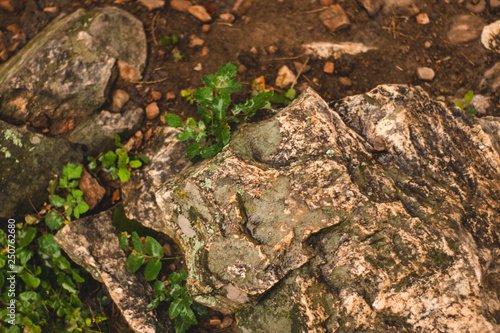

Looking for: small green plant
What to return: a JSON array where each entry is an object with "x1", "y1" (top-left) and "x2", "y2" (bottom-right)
[
  {"x1": 45, "y1": 163, "x2": 89, "y2": 230},
  {"x1": 88, "y1": 134, "x2": 149, "y2": 182},
  {"x1": 159, "y1": 34, "x2": 179, "y2": 46},
  {"x1": 119, "y1": 232, "x2": 202, "y2": 333},
  {"x1": 0, "y1": 224, "x2": 105, "y2": 332},
  {"x1": 165, "y1": 62, "x2": 274, "y2": 161},
  {"x1": 455, "y1": 90, "x2": 477, "y2": 115}
]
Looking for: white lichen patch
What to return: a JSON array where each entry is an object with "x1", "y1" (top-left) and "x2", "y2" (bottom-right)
[{"x1": 4, "y1": 128, "x2": 23, "y2": 147}]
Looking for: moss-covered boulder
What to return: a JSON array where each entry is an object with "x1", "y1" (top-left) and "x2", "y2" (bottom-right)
[
  {"x1": 149, "y1": 86, "x2": 500, "y2": 331},
  {"x1": 0, "y1": 120, "x2": 82, "y2": 217},
  {"x1": 0, "y1": 7, "x2": 146, "y2": 122}
]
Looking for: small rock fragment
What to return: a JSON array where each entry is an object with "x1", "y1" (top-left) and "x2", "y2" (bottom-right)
[
  {"x1": 357, "y1": 0, "x2": 383, "y2": 16},
  {"x1": 424, "y1": 41, "x2": 432, "y2": 48},
  {"x1": 465, "y1": 0, "x2": 486, "y2": 13},
  {"x1": 319, "y1": 5, "x2": 350, "y2": 33},
  {"x1": 145, "y1": 102, "x2": 160, "y2": 119},
  {"x1": 118, "y1": 61, "x2": 139, "y2": 82},
  {"x1": 482, "y1": 20, "x2": 500, "y2": 53},
  {"x1": 275, "y1": 65, "x2": 295, "y2": 88},
  {"x1": 202, "y1": 24, "x2": 211, "y2": 32},
  {"x1": 166, "y1": 92, "x2": 176, "y2": 100},
  {"x1": 194, "y1": 63, "x2": 203, "y2": 71},
  {"x1": 6, "y1": 24, "x2": 21, "y2": 34},
  {"x1": 220, "y1": 316, "x2": 233, "y2": 329},
  {"x1": 151, "y1": 90, "x2": 162, "y2": 101},
  {"x1": 188, "y1": 35, "x2": 205, "y2": 48},
  {"x1": 209, "y1": 318, "x2": 222, "y2": 326},
  {"x1": 480, "y1": 62, "x2": 500, "y2": 94},
  {"x1": 139, "y1": 0, "x2": 165, "y2": 11},
  {"x1": 201, "y1": 46, "x2": 209, "y2": 56},
  {"x1": 170, "y1": 0, "x2": 191, "y2": 11},
  {"x1": 386, "y1": 0, "x2": 419, "y2": 16},
  {"x1": 43, "y1": 6, "x2": 58, "y2": 14},
  {"x1": 238, "y1": 64, "x2": 247, "y2": 73},
  {"x1": 250, "y1": 47, "x2": 258, "y2": 54},
  {"x1": 268, "y1": 45, "x2": 278, "y2": 54},
  {"x1": 323, "y1": 61, "x2": 335, "y2": 74},
  {"x1": 162, "y1": 242, "x2": 172, "y2": 256},
  {"x1": 339, "y1": 76, "x2": 352, "y2": 87},
  {"x1": 232, "y1": 0, "x2": 253, "y2": 16},
  {"x1": 111, "y1": 89, "x2": 130, "y2": 112},
  {"x1": 470, "y1": 94, "x2": 492, "y2": 115},
  {"x1": 417, "y1": 67, "x2": 435, "y2": 81},
  {"x1": 293, "y1": 61, "x2": 311, "y2": 73},
  {"x1": 188, "y1": 5, "x2": 212, "y2": 22},
  {"x1": 144, "y1": 128, "x2": 153, "y2": 141},
  {"x1": 373, "y1": 136, "x2": 387, "y2": 152},
  {"x1": 79, "y1": 167, "x2": 106, "y2": 210},
  {"x1": 416, "y1": 13, "x2": 430, "y2": 25},
  {"x1": 447, "y1": 15, "x2": 485, "y2": 43},
  {"x1": 219, "y1": 13, "x2": 235, "y2": 23},
  {"x1": 135, "y1": 131, "x2": 143, "y2": 139}
]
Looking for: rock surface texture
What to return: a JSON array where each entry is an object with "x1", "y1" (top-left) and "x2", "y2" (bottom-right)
[
  {"x1": 148, "y1": 86, "x2": 500, "y2": 331},
  {"x1": 0, "y1": 6, "x2": 146, "y2": 122},
  {"x1": 55, "y1": 209, "x2": 158, "y2": 333}
]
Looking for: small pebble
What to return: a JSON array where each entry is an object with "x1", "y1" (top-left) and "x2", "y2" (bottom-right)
[
  {"x1": 424, "y1": 41, "x2": 432, "y2": 48},
  {"x1": 416, "y1": 13, "x2": 430, "y2": 24},
  {"x1": 166, "y1": 92, "x2": 176, "y2": 100},
  {"x1": 162, "y1": 243, "x2": 172, "y2": 256},
  {"x1": 144, "y1": 128, "x2": 153, "y2": 141},
  {"x1": 135, "y1": 131, "x2": 143, "y2": 139},
  {"x1": 194, "y1": 63, "x2": 203, "y2": 71},
  {"x1": 417, "y1": 66, "x2": 435, "y2": 81},
  {"x1": 268, "y1": 45, "x2": 278, "y2": 53},
  {"x1": 201, "y1": 46, "x2": 209, "y2": 56},
  {"x1": 219, "y1": 12, "x2": 235, "y2": 23},
  {"x1": 188, "y1": 35, "x2": 204, "y2": 48},
  {"x1": 338, "y1": 76, "x2": 352, "y2": 87},
  {"x1": 151, "y1": 90, "x2": 162, "y2": 101},
  {"x1": 323, "y1": 61, "x2": 335, "y2": 74},
  {"x1": 202, "y1": 24, "x2": 211, "y2": 32},
  {"x1": 209, "y1": 318, "x2": 222, "y2": 326},
  {"x1": 250, "y1": 47, "x2": 258, "y2": 54},
  {"x1": 373, "y1": 136, "x2": 387, "y2": 152},
  {"x1": 219, "y1": 317, "x2": 233, "y2": 329},
  {"x1": 111, "y1": 89, "x2": 130, "y2": 112},
  {"x1": 146, "y1": 102, "x2": 160, "y2": 119},
  {"x1": 275, "y1": 65, "x2": 295, "y2": 88},
  {"x1": 188, "y1": 5, "x2": 212, "y2": 22},
  {"x1": 238, "y1": 64, "x2": 248, "y2": 73},
  {"x1": 170, "y1": 0, "x2": 191, "y2": 12}
]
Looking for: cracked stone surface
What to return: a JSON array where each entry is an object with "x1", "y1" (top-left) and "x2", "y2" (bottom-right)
[
  {"x1": 147, "y1": 86, "x2": 500, "y2": 331},
  {"x1": 0, "y1": 6, "x2": 146, "y2": 122}
]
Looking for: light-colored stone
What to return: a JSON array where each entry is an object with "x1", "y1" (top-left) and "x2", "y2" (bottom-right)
[
  {"x1": 151, "y1": 90, "x2": 162, "y2": 101},
  {"x1": 139, "y1": 0, "x2": 165, "y2": 11},
  {"x1": 275, "y1": 65, "x2": 295, "y2": 88},
  {"x1": 188, "y1": 5, "x2": 212, "y2": 22},
  {"x1": 447, "y1": 15, "x2": 485, "y2": 43},
  {"x1": 357, "y1": 0, "x2": 383, "y2": 16},
  {"x1": 319, "y1": 4, "x2": 350, "y2": 33},
  {"x1": 188, "y1": 35, "x2": 204, "y2": 48},
  {"x1": 194, "y1": 63, "x2": 203, "y2": 71},
  {"x1": 202, "y1": 24, "x2": 211, "y2": 32},
  {"x1": 166, "y1": 92, "x2": 176, "y2": 100},
  {"x1": 219, "y1": 13, "x2": 235, "y2": 23},
  {"x1": 111, "y1": 89, "x2": 130, "y2": 112},
  {"x1": 480, "y1": 62, "x2": 500, "y2": 94},
  {"x1": 482, "y1": 19, "x2": 500, "y2": 53},
  {"x1": 339, "y1": 76, "x2": 352, "y2": 87},
  {"x1": 303, "y1": 42, "x2": 378, "y2": 59},
  {"x1": 416, "y1": 13, "x2": 430, "y2": 24},
  {"x1": 146, "y1": 102, "x2": 160, "y2": 119},
  {"x1": 470, "y1": 94, "x2": 492, "y2": 115},
  {"x1": 417, "y1": 66, "x2": 435, "y2": 81},
  {"x1": 232, "y1": 0, "x2": 253, "y2": 16}
]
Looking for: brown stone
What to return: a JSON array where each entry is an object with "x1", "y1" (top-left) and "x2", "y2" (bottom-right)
[
  {"x1": 339, "y1": 76, "x2": 352, "y2": 87},
  {"x1": 319, "y1": 5, "x2": 350, "y2": 33},
  {"x1": 188, "y1": 5, "x2": 212, "y2": 22},
  {"x1": 232, "y1": 0, "x2": 253, "y2": 16},
  {"x1": 111, "y1": 89, "x2": 130, "y2": 112},
  {"x1": 170, "y1": 0, "x2": 191, "y2": 12},
  {"x1": 166, "y1": 92, "x2": 176, "y2": 100},
  {"x1": 151, "y1": 90, "x2": 162, "y2": 101},
  {"x1": 79, "y1": 167, "x2": 106, "y2": 210},
  {"x1": 372, "y1": 136, "x2": 387, "y2": 152},
  {"x1": 138, "y1": 0, "x2": 165, "y2": 11},
  {"x1": 323, "y1": 61, "x2": 335, "y2": 74},
  {"x1": 357, "y1": 0, "x2": 383, "y2": 16},
  {"x1": 447, "y1": 15, "x2": 485, "y2": 43},
  {"x1": 145, "y1": 102, "x2": 160, "y2": 119}
]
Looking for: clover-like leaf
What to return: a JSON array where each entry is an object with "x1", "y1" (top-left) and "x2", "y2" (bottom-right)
[{"x1": 45, "y1": 210, "x2": 64, "y2": 231}]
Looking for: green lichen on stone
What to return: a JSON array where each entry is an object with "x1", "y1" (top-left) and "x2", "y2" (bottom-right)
[{"x1": 4, "y1": 129, "x2": 22, "y2": 147}]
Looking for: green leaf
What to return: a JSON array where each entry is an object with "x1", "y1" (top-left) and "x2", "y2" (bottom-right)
[
  {"x1": 17, "y1": 248, "x2": 33, "y2": 266},
  {"x1": 49, "y1": 195, "x2": 64, "y2": 207},
  {"x1": 202, "y1": 73, "x2": 218, "y2": 89},
  {"x1": 221, "y1": 125, "x2": 230, "y2": 146},
  {"x1": 197, "y1": 105, "x2": 212, "y2": 123},
  {"x1": 144, "y1": 258, "x2": 162, "y2": 281},
  {"x1": 137, "y1": 154, "x2": 150, "y2": 164},
  {"x1": 198, "y1": 120, "x2": 206, "y2": 131},
  {"x1": 146, "y1": 236, "x2": 164, "y2": 258},
  {"x1": 114, "y1": 133, "x2": 123, "y2": 148},
  {"x1": 219, "y1": 80, "x2": 242, "y2": 95},
  {"x1": 186, "y1": 142, "x2": 201, "y2": 160},
  {"x1": 176, "y1": 127, "x2": 196, "y2": 141},
  {"x1": 165, "y1": 114, "x2": 184, "y2": 128},
  {"x1": 118, "y1": 167, "x2": 131, "y2": 182},
  {"x1": 169, "y1": 298, "x2": 183, "y2": 319},
  {"x1": 464, "y1": 90, "x2": 474, "y2": 104},
  {"x1": 168, "y1": 271, "x2": 182, "y2": 285},
  {"x1": 200, "y1": 144, "x2": 221, "y2": 159},
  {"x1": 132, "y1": 232, "x2": 145, "y2": 254},
  {"x1": 212, "y1": 93, "x2": 231, "y2": 120},
  {"x1": 19, "y1": 271, "x2": 41, "y2": 289},
  {"x1": 126, "y1": 254, "x2": 145, "y2": 273},
  {"x1": 180, "y1": 306, "x2": 197, "y2": 325},
  {"x1": 154, "y1": 280, "x2": 167, "y2": 293},
  {"x1": 54, "y1": 256, "x2": 71, "y2": 270},
  {"x1": 217, "y1": 62, "x2": 238, "y2": 81},
  {"x1": 38, "y1": 234, "x2": 61, "y2": 257},
  {"x1": 62, "y1": 281, "x2": 77, "y2": 293},
  {"x1": 130, "y1": 160, "x2": 142, "y2": 168},
  {"x1": 71, "y1": 269, "x2": 85, "y2": 283},
  {"x1": 179, "y1": 269, "x2": 188, "y2": 280},
  {"x1": 245, "y1": 91, "x2": 274, "y2": 113},
  {"x1": 193, "y1": 87, "x2": 213, "y2": 107},
  {"x1": 455, "y1": 99, "x2": 465, "y2": 110},
  {"x1": 47, "y1": 179, "x2": 58, "y2": 195},
  {"x1": 99, "y1": 151, "x2": 117, "y2": 169},
  {"x1": 231, "y1": 103, "x2": 245, "y2": 115},
  {"x1": 71, "y1": 189, "x2": 83, "y2": 199},
  {"x1": 19, "y1": 291, "x2": 41, "y2": 302},
  {"x1": 186, "y1": 117, "x2": 197, "y2": 128},
  {"x1": 63, "y1": 163, "x2": 82, "y2": 180},
  {"x1": 466, "y1": 108, "x2": 477, "y2": 115},
  {"x1": 17, "y1": 227, "x2": 37, "y2": 248},
  {"x1": 77, "y1": 200, "x2": 89, "y2": 215},
  {"x1": 194, "y1": 131, "x2": 207, "y2": 143},
  {"x1": 119, "y1": 232, "x2": 131, "y2": 252},
  {"x1": 6, "y1": 324, "x2": 21, "y2": 333},
  {"x1": 45, "y1": 210, "x2": 64, "y2": 231},
  {"x1": 285, "y1": 88, "x2": 296, "y2": 100},
  {"x1": 174, "y1": 318, "x2": 192, "y2": 333}
]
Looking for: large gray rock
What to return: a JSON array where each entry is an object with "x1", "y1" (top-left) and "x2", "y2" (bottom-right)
[
  {"x1": 147, "y1": 86, "x2": 500, "y2": 331},
  {"x1": 0, "y1": 7, "x2": 146, "y2": 122},
  {"x1": 55, "y1": 209, "x2": 159, "y2": 333},
  {"x1": 68, "y1": 107, "x2": 145, "y2": 155},
  {"x1": 0, "y1": 120, "x2": 82, "y2": 217}
]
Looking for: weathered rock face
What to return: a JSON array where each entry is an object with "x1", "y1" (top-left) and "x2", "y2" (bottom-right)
[
  {"x1": 149, "y1": 86, "x2": 500, "y2": 331},
  {"x1": 0, "y1": 120, "x2": 82, "y2": 217},
  {"x1": 0, "y1": 7, "x2": 146, "y2": 123},
  {"x1": 55, "y1": 209, "x2": 159, "y2": 333}
]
